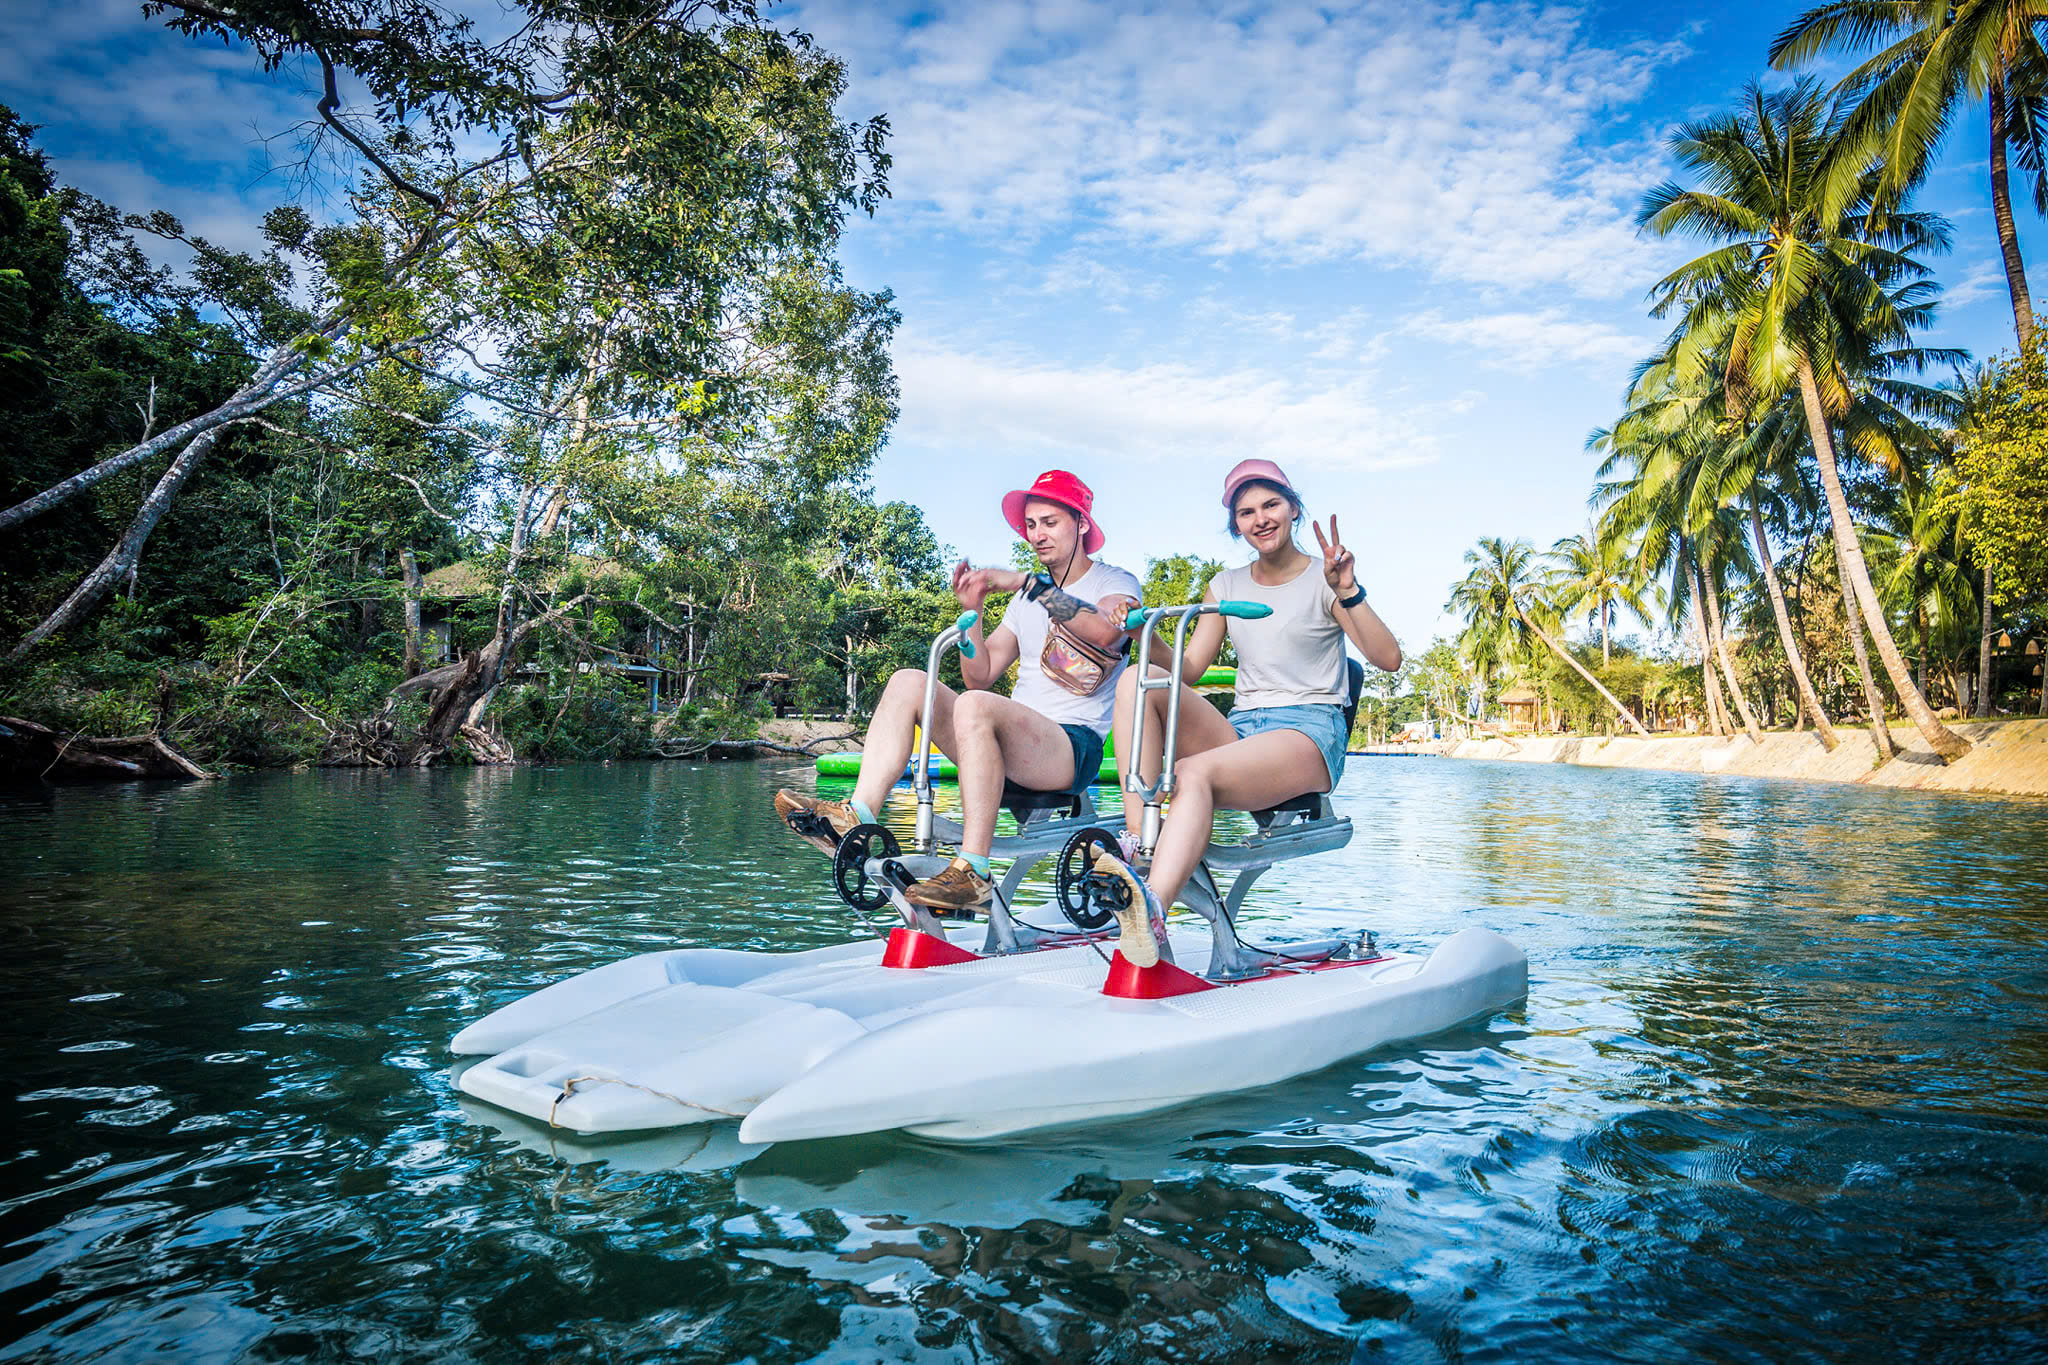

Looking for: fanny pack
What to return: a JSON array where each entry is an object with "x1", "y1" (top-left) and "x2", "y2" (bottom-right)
[{"x1": 1040, "y1": 623, "x2": 1123, "y2": 697}]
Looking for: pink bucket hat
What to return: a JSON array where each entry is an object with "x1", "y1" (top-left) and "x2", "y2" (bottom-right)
[
  {"x1": 1002, "y1": 469, "x2": 1106, "y2": 554},
  {"x1": 1221, "y1": 458, "x2": 1296, "y2": 508}
]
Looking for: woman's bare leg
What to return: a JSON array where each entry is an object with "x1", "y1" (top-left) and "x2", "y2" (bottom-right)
[
  {"x1": 1111, "y1": 675, "x2": 1240, "y2": 841},
  {"x1": 1146, "y1": 729, "x2": 1330, "y2": 908}
]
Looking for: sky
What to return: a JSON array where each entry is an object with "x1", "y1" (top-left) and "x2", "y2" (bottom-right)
[{"x1": 0, "y1": 1, "x2": 2031, "y2": 656}]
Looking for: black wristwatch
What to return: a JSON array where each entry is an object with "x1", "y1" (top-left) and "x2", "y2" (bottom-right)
[
  {"x1": 1022, "y1": 571, "x2": 1056, "y2": 602},
  {"x1": 1337, "y1": 584, "x2": 1366, "y2": 609}
]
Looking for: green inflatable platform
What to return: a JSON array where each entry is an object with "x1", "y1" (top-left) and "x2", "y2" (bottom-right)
[{"x1": 813, "y1": 667, "x2": 1234, "y2": 784}]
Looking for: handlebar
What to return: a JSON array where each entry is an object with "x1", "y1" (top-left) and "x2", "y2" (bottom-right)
[{"x1": 912, "y1": 609, "x2": 985, "y2": 842}]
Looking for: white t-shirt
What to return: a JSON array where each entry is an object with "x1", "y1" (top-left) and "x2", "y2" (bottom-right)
[
  {"x1": 997, "y1": 559, "x2": 1143, "y2": 737},
  {"x1": 1213, "y1": 558, "x2": 1349, "y2": 708}
]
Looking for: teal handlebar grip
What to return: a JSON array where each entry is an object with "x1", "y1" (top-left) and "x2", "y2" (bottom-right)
[
  {"x1": 1218, "y1": 600, "x2": 1273, "y2": 619},
  {"x1": 955, "y1": 610, "x2": 978, "y2": 632},
  {"x1": 959, "y1": 636, "x2": 976, "y2": 659}
]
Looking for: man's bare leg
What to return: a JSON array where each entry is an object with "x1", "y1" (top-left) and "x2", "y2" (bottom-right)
[
  {"x1": 852, "y1": 669, "x2": 962, "y2": 820},
  {"x1": 949, "y1": 690, "x2": 1078, "y2": 858}
]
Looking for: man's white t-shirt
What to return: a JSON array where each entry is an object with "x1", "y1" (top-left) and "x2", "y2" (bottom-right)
[{"x1": 997, "y1": 560, "x2": 1143, "y2": 737}]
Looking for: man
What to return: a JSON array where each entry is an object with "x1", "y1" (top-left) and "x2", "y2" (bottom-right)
[{"x1": 773, "y1": 470, "x2": 1143, "y2": 911}]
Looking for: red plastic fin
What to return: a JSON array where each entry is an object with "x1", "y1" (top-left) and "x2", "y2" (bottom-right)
[
  {"x1": 1101, "y1": 950, "x2": 1217, "y2": 998},
  {"x1": 882, "y1": 926, "x2": 981, "y2": 969}
]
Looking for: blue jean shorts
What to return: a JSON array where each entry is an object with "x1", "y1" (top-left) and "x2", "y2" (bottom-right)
[
  {"x1": 1229, "y1": 703, "x2": 1347, "y2": 791},
  {"x1": 1056, "y1": 723, "x2": 1106, "y2": 795}
]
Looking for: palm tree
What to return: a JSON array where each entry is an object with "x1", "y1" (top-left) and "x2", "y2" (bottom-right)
[
  {"x1": 1448, "y1": 537, "x2": 1652, "y2": 738},
  {"x1": 1638, "y1": 79, "x2": 1971, "y2": 761},
  {"x1": 1716, "y1": 404, "x2": 1844, "y2": 748},
  {"x1": 1589, "y1": 412, "x2": 1759, "y2": 741},
  {"x1": 1947, "y1": 360, "x2": 2005, "y2": 714},
  {"x1": 1770, "y1": 1, "x2": 2048, "y2": 350},
  {"x1": 1866, "y1": 467, "x2": 1981, "y2": 701},
  {"x1": 1545, "y1": 531, "x2": 1649, "y2": 666}
]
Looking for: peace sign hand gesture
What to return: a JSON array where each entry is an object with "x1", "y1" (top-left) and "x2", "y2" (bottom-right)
[{"x1": 1311, "y1": 516, "x2": 1357, "y2": 595}]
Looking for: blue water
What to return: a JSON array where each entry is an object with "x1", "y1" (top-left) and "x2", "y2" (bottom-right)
[{"x1": 2, "y1": 757, "x2": 2044, "y2": 1361}]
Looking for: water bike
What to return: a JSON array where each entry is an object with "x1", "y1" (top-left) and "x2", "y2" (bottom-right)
[
  {"x1": 737, "y1": 601, "x2": 1528, "y2": 1142},
  {"x1": 450, "y1": 602, "x2": 1525, "y2": 1138}
]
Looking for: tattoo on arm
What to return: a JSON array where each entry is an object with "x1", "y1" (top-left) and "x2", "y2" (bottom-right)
[{"x1": 1038, "y1": 586, "x2": 1098, "y2": 623}]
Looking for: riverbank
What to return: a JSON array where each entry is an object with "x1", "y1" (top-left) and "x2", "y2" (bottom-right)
[{"x1": 1435, "y1": 718, "x2": 2048, "y2": 798}]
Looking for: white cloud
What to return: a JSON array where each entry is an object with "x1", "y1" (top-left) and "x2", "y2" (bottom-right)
[
  {"x1": 1403, "y1": 307, "x2": 1652, "y2": 372},
  {"x1": 1037, "y1": 249, "x2": 1164, "y2": 304},
  {"x1": 1942, "y1": 261, "x2": 2008, "y2": 309},
  {"x1": 799, "y1": 0, "x2": 1688, "y2": 297},
  {"x1": 892, "y1": 330, "x2": 1450, "y2": 471}
]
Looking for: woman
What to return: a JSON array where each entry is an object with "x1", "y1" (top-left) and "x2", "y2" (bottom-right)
[{"x1": 1098, "y1": 458, "x2": 1401, "y2": 967}]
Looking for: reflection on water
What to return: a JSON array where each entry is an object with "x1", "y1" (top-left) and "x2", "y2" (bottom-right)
[{"x1": 2, "y1": 758, "x2": 2046, "y2": 1360}]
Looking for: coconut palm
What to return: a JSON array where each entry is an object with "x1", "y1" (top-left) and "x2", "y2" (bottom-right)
[
  {"x1": 1947, "y1": 360, "x2": 2005, "y2": 714},
  {"x1": 1589, "y1": 409, "x2": 1763, "y2": 742},
  {"x1": 1715, "y1": 404, "x2": 1844, "y2": 748},
  {"x1": 1866, "y1": 467, "x2": 1981, "y2": 701},
  {"x1": 1638, "y1": 79, "x2": 1971, "y2": 760},
  {"x1": 1769, "y1": 1, "x2": 2048, "y2": 349},
  {"x1": 1447, "y1": 537, "x2": 1651, "y2": 738},
  {"x1": 1545, "y1": 531, "x2": 1650, "y2": 666}
]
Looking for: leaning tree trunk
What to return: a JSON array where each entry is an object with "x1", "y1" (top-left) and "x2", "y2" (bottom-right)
[
  {"x1": 1519, "y1": 611, "x2": 1650, "y2": 737},
  {"x1": 1697, "y1": 558, "x2": 1763, "y2": 745},
  {"x1": 1689, "y1": 592, "x2": 1731, "y2": 737},
  {"x1": 1797, "y1": 365, "x2": 1969, "y2": 760},
  {"x1": 1989, "y1": 76, "x2": 2037, "y2": 351},
  {"x1": 1749, "y1": 497, "x2": 1838, "y2": 748},
  {"x1": 1976, "y1": 566, "x2": 1994, "y2": 718},
  {"x1": 1831, "y1": 527, "x2": 1896, "y2": 760},
  {"x1": 1915, "y1": 603, "x2": 1930, "y2": 700},
  {"x1": 397, "y1": 380, "x2": 595, "y2": 762},
  {"x1": 7, "y1": 424, "x2": 227, "y2": 661}
]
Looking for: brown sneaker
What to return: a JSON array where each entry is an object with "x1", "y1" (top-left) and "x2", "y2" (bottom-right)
[
  {"x1": 904, "y1": 858, "x2": 992, "y2": 912},
  {"x1": 772, "y1": 790, "x2": 863, "y2": 856}
]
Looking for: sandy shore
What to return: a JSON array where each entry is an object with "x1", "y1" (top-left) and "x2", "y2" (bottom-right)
[{"x1": 1430, "y1": 718, "x2": 2048, "y2": 798}]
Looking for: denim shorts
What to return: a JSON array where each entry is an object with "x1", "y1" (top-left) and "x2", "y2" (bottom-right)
[
  {"x1": 1229, "y1": 703, "x2": 1347, "y2": 791},
  {"x1": 1056, "y1": 723, "x2": 1106, "y2": 795}
]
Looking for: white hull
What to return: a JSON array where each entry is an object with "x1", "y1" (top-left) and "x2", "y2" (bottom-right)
[
  {"x1": 451, "y1": 920, "x2": 1526, "y2": 1142},
  {"x1": 738, "y1": 928, "x2": 1528, "y2": 1143}
]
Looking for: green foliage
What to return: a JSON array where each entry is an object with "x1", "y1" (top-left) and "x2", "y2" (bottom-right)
[
  {"x1": 492, "y1": 674, "x2": 657, "y2": 762},
  {"x1": 1955, "y1": 329, "x2": 2048, "y2": 606}
]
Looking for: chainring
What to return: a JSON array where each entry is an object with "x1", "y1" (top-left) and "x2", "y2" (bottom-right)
[
  {"x1": 832, "y1": 822, "x2": 903, "y2": 914},
  {"x1": 1055, "y1": 826, "x2": 1126, "y2": 932}
]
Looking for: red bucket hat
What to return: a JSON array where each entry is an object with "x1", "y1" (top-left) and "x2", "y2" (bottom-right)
[{"x1": 1002, "y1": 469, "x2": 1105, "y2": 555}]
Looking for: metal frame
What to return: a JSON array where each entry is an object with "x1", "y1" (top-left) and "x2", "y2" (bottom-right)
[
  {"x1": 1121, "y1": 602, "x2": 1355, "y2": 981},
  {"x1": 873, "y1": 602, "x2": 1359, "y2": 974}
]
